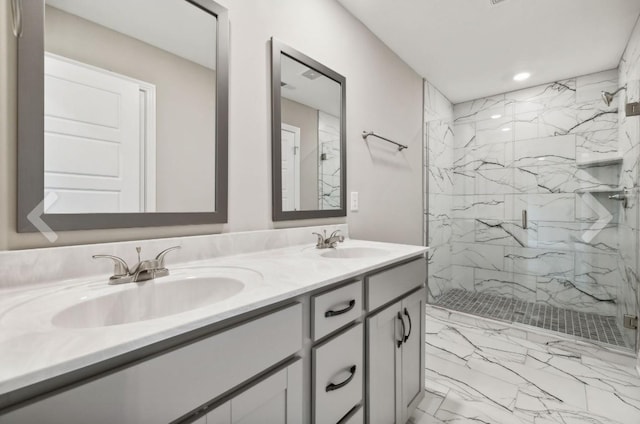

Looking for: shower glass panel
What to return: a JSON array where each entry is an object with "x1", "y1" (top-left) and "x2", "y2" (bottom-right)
[{"x1": 429, "y1": 71, "x2": 639, "y2": 352}]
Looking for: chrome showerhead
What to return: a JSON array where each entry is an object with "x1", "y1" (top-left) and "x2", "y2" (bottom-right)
[
  {"x1": 601, "y1": 91, "x2": 614, "y2": 106},
  {"x1": 601, "y1": 86, "x2": 626, "y2": 106}
]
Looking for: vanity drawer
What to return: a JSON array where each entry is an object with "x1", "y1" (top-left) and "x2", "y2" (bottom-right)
[
  {"x1": 366, "y1": 257, "x2": 426, "y2": 312},
  {"x1": 312, "y1": 323, "x2": 363, "y2": 424},
  {"x1": 312, "y1": 280, "x2": 362, "y2": 341},
  {"x1": 2, "y1": 304, "x2": 303, "y2": 424}
]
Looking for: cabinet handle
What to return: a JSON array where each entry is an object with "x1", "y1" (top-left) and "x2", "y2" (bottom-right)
[
  {"x1": 325, "y1": 365, "x2": 357, "y2": 392},
  {"x1": 397, "y1": 312, "x2": 405, "y2": 348},
  {"x1": 325, "y1": 299, "x2": 356, "y2": 317},
  {"x1": 403, "y1": 308, "x2": 412, "y2": 343}
]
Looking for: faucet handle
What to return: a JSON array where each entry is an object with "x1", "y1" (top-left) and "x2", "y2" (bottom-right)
[
  {"x1": 329, "y1": 229, "x2": 343, "y2": 239},
  {"x1": 312, "y1": 232, "x2": 324, "y2": 246},
  {"x1": 155, "y1": 246, "x2": 181, "y2": 267},
  {"x1": 92, "y1": 255, "x2": 130, "y2": 277}
]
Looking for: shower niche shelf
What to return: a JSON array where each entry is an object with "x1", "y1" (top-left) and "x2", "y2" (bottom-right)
[
  {"x1": 576, "y1": 156, "x2": 623, "y2": 168},
  {"x1": 575, "y1": 187, "x2": 624, "y2": 194}
]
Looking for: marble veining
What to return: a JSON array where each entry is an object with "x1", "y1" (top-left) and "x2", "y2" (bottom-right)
[
  {"x1": 433, "y1": 289, "x2": 624, "y2": 346},
  {"x1": 409, "y1": 307, "x2": 640, "y2": 424},
  {"x1": 0, "y1": 224, "x2": 346, "y2": 291},
  {"x1": 427, "y1": 67, "x2": 639, "y2": 343},
  {"x1": 617, "y1": 12, "x2": 640, "y2": 366},
  {"x1": 318, "y1": 111, "x2": 341, "y2": 209},
  {"x1": 424, "y1": 80, "x2": 455, "y2": 301},
  {"x1": 0, "y1": 227, "x2": 427, "y2": 401}
]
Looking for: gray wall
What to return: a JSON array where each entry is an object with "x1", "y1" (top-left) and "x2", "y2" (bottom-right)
[
  {"x1": 281, "y1": 97, "x2": 319, "y2": 210},
  {"x1": 0, "y1": 0, "x2": 424, "y2": 250},
  {"x1": 45, "y1": 6, "x2": 217, "y2": 213}
]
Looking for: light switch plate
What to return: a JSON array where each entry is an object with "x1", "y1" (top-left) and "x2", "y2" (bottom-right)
[{"x1": 350, "y1": 192, "x2": 359, "y2": 211}]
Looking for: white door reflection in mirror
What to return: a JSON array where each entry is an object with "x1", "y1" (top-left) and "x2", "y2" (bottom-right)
[
  {"x1": 280, "y1": 54, "x2": 341, "y2": 211},
  {"x1": 44, "y1": 0, "x2": 217, "y2": 213},
  {"x1": 44, "y1": 54, "x2": 155, "y2": 214},
  {"x1": 281, "y1": 124, "x2": 301, "y2": 211}
]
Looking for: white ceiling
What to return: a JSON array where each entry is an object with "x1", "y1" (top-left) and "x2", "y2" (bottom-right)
[
  {"x1": 47, "y1": 0, "x2": 217, "y2": 70},
  {"x1": 281, "y1": 55, "x2": 342, "y2": 116},
  {"x1": 337, "y1": 0, "x2": 640, "y2": 103}
]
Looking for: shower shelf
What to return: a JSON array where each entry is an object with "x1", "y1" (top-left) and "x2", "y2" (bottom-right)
[
  {"x1": 575, "y1": 187, "x2": 624, "y2": 194},
  {"x1": 576, "y1": 156, "x2": 623, "y2": 168}
]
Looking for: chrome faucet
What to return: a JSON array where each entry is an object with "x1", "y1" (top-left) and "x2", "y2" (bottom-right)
[
  {"x1": 312, "y1": 230, "x2": 345, "y2": 249},
  {"x1": 93, "y1": 246, "x2": 181, "y2": 285}
]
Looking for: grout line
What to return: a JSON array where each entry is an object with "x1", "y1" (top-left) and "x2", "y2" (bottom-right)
[{"x1": 432, "y1": 289, "x2": 628, "y2": 348}]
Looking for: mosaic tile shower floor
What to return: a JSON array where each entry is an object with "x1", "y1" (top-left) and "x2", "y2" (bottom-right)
[{"x1": 433, "y1": 289, "x2": 628, "y2": 348}]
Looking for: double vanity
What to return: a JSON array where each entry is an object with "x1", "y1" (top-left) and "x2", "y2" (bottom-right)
[
  {"x1": 4, "y1": 0, "x2": 426, "y2": 422},
  {"x1": 0, "y1": 226, "x2": 427, "y2": 423}
]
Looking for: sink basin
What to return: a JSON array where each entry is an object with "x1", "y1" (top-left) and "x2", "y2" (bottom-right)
[
  {"x1": 320, "y1": 247, "x2": 388, "y2": 259},
  {"x1": 48, "y1": 268, "x2": 260, "y2": 328}
]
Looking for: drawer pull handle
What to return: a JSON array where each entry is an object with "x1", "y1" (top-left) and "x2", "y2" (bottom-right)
[
  {"x1": 397, "y1": 312, "x2": 405, "y2": 348},
  {"x1": 325, "y1": 299, "x2": 356, "y2": 317},
  {"x1": 403, "y1": 308, "x2": 412, "y2": 342},
  {"x1": 326, "y1": 365, "x2": 357, "y2": 392}
]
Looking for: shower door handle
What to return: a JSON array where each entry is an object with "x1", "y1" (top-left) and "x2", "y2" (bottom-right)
[{"x1": 521, "y1": 209, "x2": 528, "y2": 230}]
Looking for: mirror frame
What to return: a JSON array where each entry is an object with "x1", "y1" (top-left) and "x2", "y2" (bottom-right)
[
  {"x1": 271, "y1": 38, "x2": 347, "y2": 221},
  {"x1": 17, "y1": 0, "x2": 229, "y2": 232}
]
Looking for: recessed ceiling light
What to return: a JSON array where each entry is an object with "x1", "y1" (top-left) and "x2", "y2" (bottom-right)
[
  {"x1": 501, "y1": 127, "x2": 511, "y2": 132},
  {"x1": 491, "y1": 114, "x2": 502, "y2": 119},
  {"x1": 513, "y1": 72, "x2": 531, "y2": 82},
  {"x1": 302, "y1": 69, "x2": 321, "y2": 80}
]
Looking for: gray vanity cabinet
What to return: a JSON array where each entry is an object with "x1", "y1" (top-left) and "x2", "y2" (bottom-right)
[
  {"x1": 367, "y1": 288, "x2": 425, "y2": 424},
  {"x1": 312, "y1": 324, "x2": 363, "y2": 424},
  {"x1": 1, "y1": 304, "x2": 303, "y2": 424},
  {"x1": 365, "y1": 258, "x2": 426, "y2": 424},
  {"x1": 0, "y1": 255, "x2": 426, "y2": 424},
  {"x1": 200, "y1": 359, "x2": 303, "y2": 424},
  {"x1": 367, "y1": 299, "x2": 403, "y2": 424},
  {"x1": 311, "y1": 280, "x2": 364, "y2": 424},
  {"x1": 399, "y1": 289, "x2": 425, "y2": 422}
]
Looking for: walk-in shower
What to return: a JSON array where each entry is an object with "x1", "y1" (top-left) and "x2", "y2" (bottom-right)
[{"x1": 424, "y1": 67, "x2": 640, "y2": 352}]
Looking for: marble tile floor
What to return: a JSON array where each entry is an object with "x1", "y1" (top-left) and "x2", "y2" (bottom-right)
[
  {"x1": 433, "y1": 289, "x2": 628, "y2": 348},
  {"x1": 409, "y1": 307, "x2": 640, "y2": 424}
]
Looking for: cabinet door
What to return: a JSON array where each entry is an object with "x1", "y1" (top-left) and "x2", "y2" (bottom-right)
[
  {"x1": 400, "y1": 288, "x2": 425, "y2": 423},
  {"x1": 366, "y1": 301, "x2": 402, "y2": 424},
  {"x1": 207, "y1": 359, "x2": 302, "y2": 424}
]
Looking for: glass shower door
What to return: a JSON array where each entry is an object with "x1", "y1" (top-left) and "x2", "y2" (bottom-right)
[{"x1": 504, "y1": 76, "x2": 635, "y2": 351}]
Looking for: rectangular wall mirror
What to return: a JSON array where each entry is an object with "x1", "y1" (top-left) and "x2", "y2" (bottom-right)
[
  {"x1": 271, "y1": 38, "x2": 347, "y2": 221},
  {"x1": 17, "y1": 0, "x2": 229, "y2": 231}
]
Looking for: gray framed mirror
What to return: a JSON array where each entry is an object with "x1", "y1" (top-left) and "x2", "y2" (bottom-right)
[
  {"x1": 271, "y1": 38, "x2": 347, "y2": 221},
  {"x1": 17, "y1": 0, "x2": 229, "y2": 232}
]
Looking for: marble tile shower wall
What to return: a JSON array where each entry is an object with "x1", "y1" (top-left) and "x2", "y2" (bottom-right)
[
  {"x1": 617, "y1": 16, "x2": 640, "y2": 362},
  {"x1": 448, "y1": 69, "x2": 639, "y2": 345},
  {"x1": 318, "y1": 111, "x2": 341, "y2": 209},
  {"x1": 424, "y1": 81, "x2": 454, "y2": 301}
]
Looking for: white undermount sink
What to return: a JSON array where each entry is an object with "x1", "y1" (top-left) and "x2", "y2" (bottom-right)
[
  {"x1": 320, "y1": 247, "x2": 388, "y2": 259},
  {"x1": 53, "y1": 275, "x2": 245, "y2": 328},
  {"x1": 2, "y1": 267, "x2": 262, "y2": 329}
]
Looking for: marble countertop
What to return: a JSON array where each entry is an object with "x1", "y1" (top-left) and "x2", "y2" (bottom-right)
[{"x1": 0, "y1": 238, "x2": 427, "y2": 401}]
